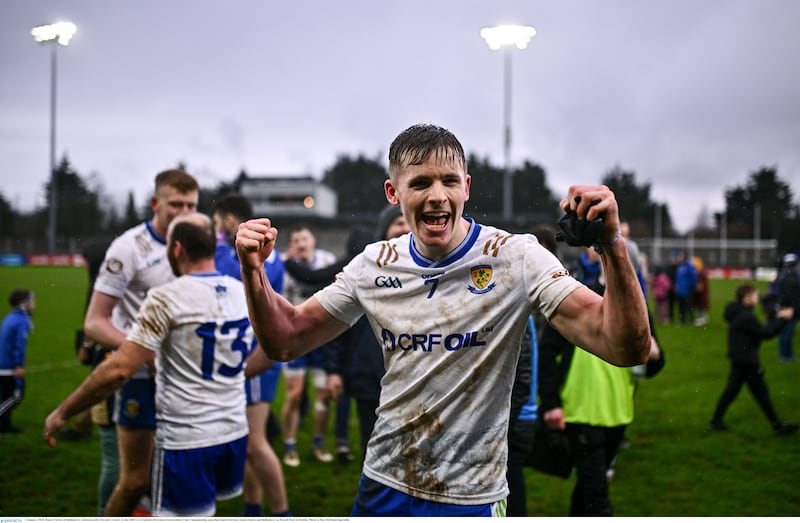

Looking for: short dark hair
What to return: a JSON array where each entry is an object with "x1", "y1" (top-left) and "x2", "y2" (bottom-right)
[
  {"x1": 213, "y1": 192, "x2": 253, "y2": 221},
  {"x1": 389, "y1": 123, "x2": 467, "y2": 177},
  {"x1": 169, "y1": 217, "x2": 216, "y2": 261},
  {"x1": 735, "y1": 283, "x2": 758, "y2": 302},
  {"x1": 288, "y1": 223, "x2": 313, "y2": 239},
  {"x1": 155, "y1": 169, "x2": 199, "y2": 193},
  {"x1": 8, "y1": 289, "x2": 32, "y2": 308}
]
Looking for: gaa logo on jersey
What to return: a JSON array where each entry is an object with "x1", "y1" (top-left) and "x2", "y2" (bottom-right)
[{"x1": 468, "y1": 264, "x2": 496, "y2": 294}]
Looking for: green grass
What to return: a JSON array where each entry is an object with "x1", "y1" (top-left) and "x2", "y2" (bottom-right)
[{"x1": 1, "y1": 267, "x2": 798, "y2": 516}]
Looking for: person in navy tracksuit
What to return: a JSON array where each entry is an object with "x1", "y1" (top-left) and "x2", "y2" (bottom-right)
[{"x1": 0, "y1": 288, "x2": 35, "y2": 433}]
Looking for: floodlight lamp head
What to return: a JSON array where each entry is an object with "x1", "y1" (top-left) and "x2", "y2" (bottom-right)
[
  {"x1": 480, "y1": 24, "x2": 536, "y2": 51},
  {"x1": 31, "y1": 21, "x2": 77, "y2": 46}
]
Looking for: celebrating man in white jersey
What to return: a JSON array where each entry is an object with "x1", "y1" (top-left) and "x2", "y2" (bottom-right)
[
  {"x1": 235, "y1": 123, "x2": 650, "y2": 517},
  {"x1": 45, "y1": 212, "x2": 253, "y2": 517}
]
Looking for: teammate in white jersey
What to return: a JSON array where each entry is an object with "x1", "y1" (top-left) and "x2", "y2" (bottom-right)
[
  {"x1": 82, "y1": 169, "x2": 199, "y2": 516},
  {"x1": 45, "y1": 212, "x2": 252, "y2": 517},
  {"x1": 235, "y1": 123, "x2": 651, "y2": 517},
  {"x1": 213, "y1": 192, "x2": 291, "y2": 517}
]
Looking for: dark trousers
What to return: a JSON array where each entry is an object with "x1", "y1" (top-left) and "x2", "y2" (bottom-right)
[
  {"x1": 677, "y1": 294, "x2": 694, "y2": 324},
  {"x1": 334, "y1": 390, "x2": 352, "y2": 442},
  {"x1": 0, "y1": 375, "x2": 23, "y2": 432},
  {"x1": 566, "y1": 423, "x2": 626, "y2": 516},
  {"x1": 711, "y1": 363, "x2": 779, "y2": 425},
  {"x1": 506, "y1": 419, "x2": 537, "y2": 516}
]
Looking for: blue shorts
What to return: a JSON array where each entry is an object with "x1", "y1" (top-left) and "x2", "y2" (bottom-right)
[
  {"x1": 113, "y1": 377, "x2": 156, "y2": 428},
  {"x1": 245, "y1": 362, "x2": 282, "y2": 405},
  {"x1": 151, "y1": 435, "x2": 247, "y2": 517},
  {"x1": 351, "y1": 475, "x2": 503, "y2": 517}
]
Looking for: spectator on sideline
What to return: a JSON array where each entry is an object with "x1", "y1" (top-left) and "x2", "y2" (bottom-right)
[
  {"x1": 538, "y1": 247, "x2": 660, "y2": 516},
  {"x1": 45, "y1": 212, "x2": 253, "y2": 516},
  {"x1": 212, "y1": 192, "x2": 290, "y2": 517},
  {"x1": 0, "y1": 289, "x2": 35, "y2": 434},
  {"x1": 708, "y1": 283, "x2": 798, "y2": 435},
  {"x1": 692, "y1": 256, "x2": 710, "y2": 326},
  {"x1": 280, "y1": 224, "x2": 338, "y2": 466},
  {"x1": 234, "y1": 123, "x2": 649, "y2": 517},
  {"x1": 674, "y1": 251, "x2": 698, "y2": 325},
  {"x1": 651, "y1": 266, "x2": 671, "y2": 325},
  {"x1": 82, "y1": 169, "x2": 199, "y2": 516},
  {"x1": 776, "y1": 253, "x2": 799, "y2": 362}
]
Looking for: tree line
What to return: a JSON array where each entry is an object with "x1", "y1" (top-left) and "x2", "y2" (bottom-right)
[{"x1": 1, "y1": 154, "x2": 798, "y2": 254}]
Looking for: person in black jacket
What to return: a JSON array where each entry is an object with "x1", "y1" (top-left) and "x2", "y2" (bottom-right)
[
  {"x1": 285, "y1": 206, "x2": 410, "y2": 462},
  {"x1": 776, "y1": 253, "x2": 800, "y2": 362},
  {"x1": 708, "y1": 283, "x2": 798, "y2": 435}
]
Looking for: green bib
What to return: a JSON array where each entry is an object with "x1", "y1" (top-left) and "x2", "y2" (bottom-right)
[{"x1": 561, "y1": 347, "x2": 635, "y2": 426}]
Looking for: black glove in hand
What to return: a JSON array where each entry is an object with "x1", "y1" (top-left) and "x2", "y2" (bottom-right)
[{"x1": 554, "y1": 209, "x2": 605, "y2": 248}]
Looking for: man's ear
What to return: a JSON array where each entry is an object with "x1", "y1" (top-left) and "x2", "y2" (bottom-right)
[
  {"x1": 385, "y1": 178, "x2": 399, "y2": 205},
  {"x1": 171, "y1": 240, "x2": 183, "y2": 259}
]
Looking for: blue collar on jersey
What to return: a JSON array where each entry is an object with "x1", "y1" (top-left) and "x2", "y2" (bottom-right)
[
  {"x1": 188, "y1": 271, "x2": 223, "y2": 278},
  {"x1": 145, "y1": 221, "x2": 167, "y2": 245},
  {"x1": 409, "y1": 217, "x2": 482, "y2": 268}
]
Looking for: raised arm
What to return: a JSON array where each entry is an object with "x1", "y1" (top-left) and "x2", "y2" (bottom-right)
[
  {"x1": 548, "y1": 185, "x2": 650, "y2": 367},
  {"x1": 235, "y1": 218, "x2": 349, "y2": 361}
]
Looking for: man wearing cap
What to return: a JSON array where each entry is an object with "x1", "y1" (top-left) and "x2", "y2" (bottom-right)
[{"x1": 776, "y1": 253, "x2": 800, "y2": 362}]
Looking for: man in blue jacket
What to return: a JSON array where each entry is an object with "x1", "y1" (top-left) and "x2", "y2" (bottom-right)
[
  {"x1": 0, "y1": 288, "x2": 35, "y2": 433},
  {"x1": 674, "y1": 251, "x2": 698, "y2": 325}
]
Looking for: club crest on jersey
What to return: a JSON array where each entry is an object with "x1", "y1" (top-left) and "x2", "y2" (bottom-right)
[
  {"x1": 468, "y1": 264, "x2": 496, "y2": 294},
  {"x1": 125, "y1": 399, "x2": 141, "y2": 419},
  {"x1": 106, "y1": 258, "x2": 124, "y2": 274}
]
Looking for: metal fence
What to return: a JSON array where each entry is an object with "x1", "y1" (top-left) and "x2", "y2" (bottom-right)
[{"x1": 0, "y1": 231, "x2": 780, "y2": 271}]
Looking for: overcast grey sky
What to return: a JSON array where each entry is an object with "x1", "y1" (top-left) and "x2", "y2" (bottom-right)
[{"x1": 2, "y1": 0, "x2": 798, "y2": 232}]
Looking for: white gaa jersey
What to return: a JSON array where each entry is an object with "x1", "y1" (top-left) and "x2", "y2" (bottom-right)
[
  {"x1": 126, "y1": 272, "x2": 251, "y2": 450},
  {"x1": 315, "y1": 218, "x2": 581, "y2": 505},
  {"x1": 93, "y1": 222, "x2": 174, "y2": 379}
]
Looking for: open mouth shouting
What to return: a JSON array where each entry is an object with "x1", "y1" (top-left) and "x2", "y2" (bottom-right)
[{"x1": 422, "y1": 212, "x2": 450, "y2": 231}]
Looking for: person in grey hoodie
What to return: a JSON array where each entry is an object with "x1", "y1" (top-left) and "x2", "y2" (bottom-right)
[{"x1": 708, "y1": 283, "x2": 798, "y2": 435}]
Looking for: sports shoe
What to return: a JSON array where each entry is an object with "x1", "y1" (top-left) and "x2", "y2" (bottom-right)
[
  {"x1": 131, "y1": 504, "x2": 152, "y2": 517},
  {"x1": 773, "y1": 421, "x2": 799, "y2": 436},
  {"x1": 283, "y1": 448, "x2": 300, "y2": 467},
  {"x1": 336, "y1": 444, "x2": 355, "y2": 463},
  {"x1": 706, "y1": 421, "x2": 729, "y2": 432},
  {"x1": 312, "y1": 446, "x2": 334, "y2": 463}
]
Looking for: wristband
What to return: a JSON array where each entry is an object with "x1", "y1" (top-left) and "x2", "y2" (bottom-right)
[{"x1": 592, "y1": 230, "x2": 622, "y2": 254}]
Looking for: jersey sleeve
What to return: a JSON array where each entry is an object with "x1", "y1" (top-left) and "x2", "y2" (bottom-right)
[
  {"x1": 125, "y1": 287, "x2": 172, "y2": 352},
  {"x1": 313, "y1": 255, "x2": 364, "y2": 327},
  {"x1": 92, "y1": 235, "x2": 137, "y2": 299},
  {"x1": 522, "y1": 237, "x2": 582, "y2": 319}
]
